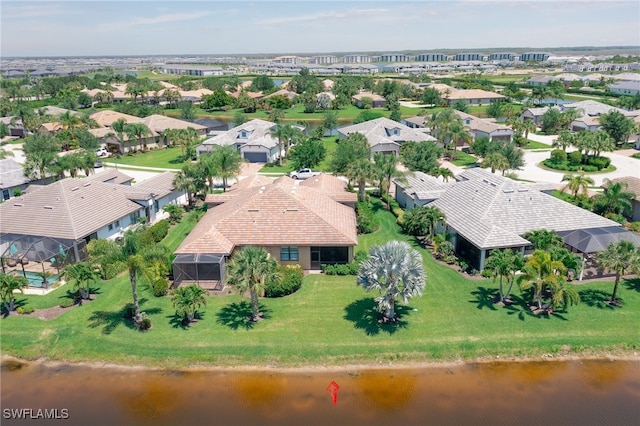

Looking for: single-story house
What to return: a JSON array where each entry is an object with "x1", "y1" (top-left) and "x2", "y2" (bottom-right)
[
  {"x1": 402, "y1": 116, "x2": 428, "y2": 130},
  {"x1": 561, "y1": 100, "x2": 626, "y2": 117},
  {"x1": 0, "y1": 158, "x2": 54, "y2": 201},
  {"x1": 603, "y1": 177, "x2": 640, "y2": 222},
  {"x1": 520, "y1": 106, "x2": 560, "y2": 125},
  {"x1": 393, "y1": 171, "x2": 450, "y2": 210},
  {"x1": 526, "y1": 76, "x2": 557, "y2": 86},
  {"x1": 0, "y1": 117, "x2": 27, "y2": 138},
  {"x1": 352, "y1": 92, "x2": 386, "y2": 109},
  {"x1": 443, "y1": 89, "x2": 506, "y2": 106},
  {"x1": 571, "y1": 116, "x2": 601, "y2": 132},
  {"x1": 337, "y1": 117, "x2": 438, "y2": 156},
  {"x1": 608, "y1": 80, "x2": 640, "y2": 96},
  {"x1": 454, "y1": 111, "x2": 514, "y2": 143},
  {"x1": 405, "y1": 168, "x2": 632, "y2": 271},
  {"x1": 263, "y1": 89, "x2": 298, "y2": 102},
  {"x1": 173, "y1": 175, "x2": 358, "y2": 285},
  {"x1": 196, "y1": 119, "x2": 283, "y2": 163},
  {"x1": 0, "y1": 171, "x2": 186, "y2": 272}
]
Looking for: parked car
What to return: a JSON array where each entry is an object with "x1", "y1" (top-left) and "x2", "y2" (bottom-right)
[
  {"x1": 95, "y1": 147, "x2": 108, "y2": 157},
  {"x1": 94, "y1": 160, "x2": 103, "y2": 168},
  {"x1": 289, "y1": 168, "x2": 321, "y2": 180}
]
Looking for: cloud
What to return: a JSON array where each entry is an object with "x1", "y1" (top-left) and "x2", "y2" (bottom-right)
[
  {"x1": 2, "y1": 4, "x2": 76, "y2": 19},
  {"x1": 95, "y1": 10, "x2": 211, "y2": 32}
]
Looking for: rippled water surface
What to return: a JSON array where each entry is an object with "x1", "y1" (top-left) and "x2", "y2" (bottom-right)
[{"x1": 2, "y1": 359, "x2": 639, "y2": 425}]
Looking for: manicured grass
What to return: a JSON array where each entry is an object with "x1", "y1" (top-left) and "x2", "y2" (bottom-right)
[
  {"x1": 108, "y1": 147, "x2": 185, "y2": 170},
  {"x1": 522, "y1": 139, "x2": 552, "y2": 150},
  {"x1": 631, "y1": 153, "x2": 640, "y2": 160},
  {"x1": 450, "y1": 150, "x2": 478, "y2": 167},
  {"x1": 2, "y1": 199, "x2": 637, "y2": 367}
]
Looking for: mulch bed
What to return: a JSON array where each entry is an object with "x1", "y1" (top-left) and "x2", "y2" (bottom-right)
[{"x1": 21, "y1": 295, "x2": 96, "y2": 321}]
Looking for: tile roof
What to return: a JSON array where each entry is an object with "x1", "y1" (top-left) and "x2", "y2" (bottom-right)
[
  {"x1": 352, "y1": 91, "x2": 386, "y2": 101},
  {"x1": 126, "y1": 171, "x2": 178, "y2": 200},
  {"x1": 176, "y1": 176, "x2": 357, "y2": 255},
  {"x1": 0, "y1": 158, "x2": 31, "y2": 189},
  {"x1": 445, "y1": 89, "x2": 506, "y2": 101},
  {"x1": 0, "y1": 178, "x2": 143, "y2": 240},
  {"x1": 454, "y1": 111, "x2": 513, "y2": 135},
  {"x1": 199, "y1": 119, "x2": 278, "y2": 150},
  {"x1": 90, "y1": 111, "x2": 142, "y2": 127},
  {"x1": 83, "y1": 169, "x2": 134, "y2": 185},
  {"x1": 606, "y1": 177, "x2": 640, "y2": 201},
  {"x1": 563, "y1": 100, "x2": 625, "y2": 116},
  {"x1": 298, "y1": 173, "x2": 358, "y2": 205},
  {"x1": 338, "y1": 117, "x2": 437, "y2": 150},
  {"x1": 431, "y1": 169, "x2": 618, "y2": 250},
  {"x1": 393, "y1": 171, "x2": 450, "y2": 201},
  {"x1": 139, "y1": 115, "x2": 207, "y2": 133}
]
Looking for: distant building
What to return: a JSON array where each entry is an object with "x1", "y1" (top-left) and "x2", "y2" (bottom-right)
[
  {"x1": 415, "y1": 53, "x2": 448, "y2": 62},
  {"x1": 161, "y1": 65, "x2": 224, "y2": 76},
  {"x1": 608, "y1": 81, "x2": 640, "y2": 96},
  {"x1": 489, "y1": 52, "x2": 517, "y2": 61},
  {"x1": 342, "y1": 55, "x2": 372, "y2": 63},
  {"x1": 378, "y1": 53, "x2": 411, "y2": 62},
  {"x1": 310, "y1": 55, "x2": 338, "y2": 65},
  {"x1": 273, "y1": 56, "x2": 300, "y2": 64},
  {"x1": 454, "y1": 53, "x2": 484, "y2": 61},
  {"x1": 520, "y1": 52, "x2": 550, "y2": 62}
]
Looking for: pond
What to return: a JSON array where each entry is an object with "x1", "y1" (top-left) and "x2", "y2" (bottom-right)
[{"x1": 1, "y1": 359, "x2": 638, "y2": 426}]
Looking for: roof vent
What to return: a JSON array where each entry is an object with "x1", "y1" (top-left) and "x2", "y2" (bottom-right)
[
  {"x1": 503, "y1": 189, "x2": 514, "y2": 193},
  {"x1": 44, "y1": 205, "x2": 53, "y2": 209},
  {"x1": 83, "y1": 182, "x2": 91, "y2": 187},
  {"x1": 71, "y1": 186, "x2": 79, "y2": 191},
  {"x1": 13, "y1": 203, "x2": 22, "y2": 207},
  {"x1": 248, "y1": 208, "x2": 259, "y2": 212},
  {"x1": 518, "y1": 188, "x2": 528, "y2": 192}
]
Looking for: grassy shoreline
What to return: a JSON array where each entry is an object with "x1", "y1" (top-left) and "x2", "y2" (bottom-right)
[{"x1": 2, "y1": 201, "x2": 638, "y2": 369}]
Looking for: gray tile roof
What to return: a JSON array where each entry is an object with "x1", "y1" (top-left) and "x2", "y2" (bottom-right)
[
  {"x1": 83, "y1": 169, "x2": 134, "y2": 185},
  {"x1": 431, "y1": 169, "x2": 618, "y2": 250},
  {"x1": 0, "y1": 158, "x2": 30, "y2": 189},
  {"x1": 199, "y1": 119, "x2": 278, "y2": 150},
  {"x1": 127, "y1": 171, "x2": 178, "y2": 200},
  {"x1": 337, "y1": 117, "x2": 437, "y2": 150},
  {"x1": 0, "y1": 178, "x2": 143, "y2": 240},
  {"x1": 393, "y1": 171, "x2": 450, "y2": 201},
  {"x1": 563, "y1": 100, "x2": 626, "y2": 116}
]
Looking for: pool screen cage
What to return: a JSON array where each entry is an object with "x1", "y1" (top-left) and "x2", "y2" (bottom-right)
[
  {"x1": 0, "y1": 234, "x2": 87, "y2": 283},
  {"x1": 172, "y1": 254, "x2": 226, "y2": 289}
]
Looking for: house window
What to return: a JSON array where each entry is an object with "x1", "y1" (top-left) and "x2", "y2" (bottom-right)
[
  {"x1": 108, "y1": 223, "x2": 113, "y2": 231},
  {"x1": 130, "y1": 211, "x2": 141, "y2": 223},
  {"x1": 154, "y1": 200, "x2": 159, "y2": 212},
  {"x1": 115, "y1": 220, "x2": 120, "y2": 227},
  {"x1": 2, "y1": 189, "x2": 9, "y2": 201},
  {"x1": 239, "y1": 131, "x2": 248, "y2": 139},
  {"x1": 280, "y1": 246, "x2": 299, "y2": 261}
]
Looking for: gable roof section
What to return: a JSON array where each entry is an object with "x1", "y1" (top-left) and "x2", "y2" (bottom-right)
[
  {"x1": 125, "y1": 171, "x2": 178, "y2": 199},
  {"x1": 176, "y1": 176, "x2": 357, "y2": 255},
  {"x1": 139, "y1": 115, "x2": 207, "y2": 133},
  {"x1": 90, "y1": 110, "x2": 142, "y2": 127},
  {"x1": 454, "y1": 111, "x2": 513, "y2": 135},
  {"x1": 298, "y1": 174, "x2": 358, "y2": 205},
  {"x1": 199, "y1": 119, "x2": 277, "y2": 149},
  {"x1": 0, "y1": 178, "x2": 143, "y2": 240},
  {"x1": 445, "y1": 89, "x2": 505, "y2": 101},
  {"x1": 338, "y1": 117, "x2": 437, "y2": 149},
  {"x1": 0, "y1": 158, "x2": 31, "y2": 189},
  {"x1": 394, "y1": 171, "x2": 450, "y2": 200},
  {"x1": 563, "y1": 100, "x2": 625, "y2": 116},
  {"x1": 431, "y1": 169, "x2": 618, "y2": 250},
  {"x1": 84, "y1": 169, "x2": 134, "y2": 185}
]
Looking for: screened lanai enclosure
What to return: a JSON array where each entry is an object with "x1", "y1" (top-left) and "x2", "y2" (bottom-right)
[
  {"x1": 172, "y1": 254, "x2": 226, "y2": 291},
  {"x1": 0, "y1": 234, "x2": 87, "y2": 288}
]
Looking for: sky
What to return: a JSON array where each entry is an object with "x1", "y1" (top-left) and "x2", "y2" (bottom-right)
[{"x1": 1, "y1": 0, "x2": 639, "y2": 57}]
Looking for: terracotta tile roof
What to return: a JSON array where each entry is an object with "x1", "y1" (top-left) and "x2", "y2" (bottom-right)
[
  {"x1": 298, "y1": 174, "x2": 357, "y2": 205},
  {"x1": 606, "y1": 177, "x2": 640, "y2": 201},
  {"x1": 90, "y1": 111, "x2": 142, "y2": 127},
  {"x1": 139, "y1": 115, "x2": 207, "y2": 133},
  {"x1": 176, "y1": 176, "x2": 357, "y2": 255}
]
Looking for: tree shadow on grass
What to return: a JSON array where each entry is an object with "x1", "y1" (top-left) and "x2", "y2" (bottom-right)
[
  {"x1": 216, "y1": 300, "x2": 271, "y2": 330},
  {"x1": 87, "y1": 298, "x2": 162, "y2": 334},
  {"x1": 624, "y1": 278, "x2": 640, "y2": 293},
  {"x1": 168, "y1": 311, "x2": 206, "y2": 330},
  {"x1": 579, "y1": 289, "x2": 616, "y2": 310},
  {"x1": 344, "y1": 297, "x2": 411, "y2": 336},
  {"x1": 469, "y1": 286, "x2": 499, "y2": 311}
]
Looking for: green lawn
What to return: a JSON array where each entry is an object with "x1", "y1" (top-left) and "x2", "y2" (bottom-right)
[
  {"x1": 631, "y1": 153, "x2": 640, "y2": 160},
  {"x1": 522, "y1": 139, "x2": 552, "y2": 150},
  {"x1": 450, "y1": 150, "x2": 478, "y2": 167},
  {"x1": 2, "y1": 200, "x2": 638, "y2": 367},
  {"x1": 108, "y1": 147, "x2": 186, "y2": 170}
]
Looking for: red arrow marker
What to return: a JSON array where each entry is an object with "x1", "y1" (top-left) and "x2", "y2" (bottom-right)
[{"x1": 326, "y1": 380, "x2": 340, "y2": 405}]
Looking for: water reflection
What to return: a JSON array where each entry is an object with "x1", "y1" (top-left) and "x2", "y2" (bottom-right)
[{"x1": 1, "y1": 360, "x2": 638, "y2": 426}]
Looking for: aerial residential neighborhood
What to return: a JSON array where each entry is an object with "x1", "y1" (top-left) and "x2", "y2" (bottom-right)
[{"x1": 0, "y1": 1, "x2": 639, "y2": 424}]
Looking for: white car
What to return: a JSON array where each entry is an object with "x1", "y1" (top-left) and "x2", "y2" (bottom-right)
[
  {"x1": 95, "y1": 147, "x2": 108, "y2": 157},
  {"x1": 289, "y1": 168, "x2": 321, "y2": 180}
]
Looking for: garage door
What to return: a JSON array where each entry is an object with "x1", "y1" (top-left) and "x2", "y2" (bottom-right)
[{"x1": 244, "y1": 152, "x2": 268, "y2": 163}]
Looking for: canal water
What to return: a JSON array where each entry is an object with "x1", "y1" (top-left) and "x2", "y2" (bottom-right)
[{"x1": 2, "y1": 359, "x2": 638, "y2": 426}]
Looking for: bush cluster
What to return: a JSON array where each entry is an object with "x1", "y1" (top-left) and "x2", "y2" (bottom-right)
[
  {"x1": 16, "y1": 305, "x2": 34, "y2": 315},
  {"x1": 150, "y1": 278, "x2": 169, "y2": 297},
  {"x1": 60, "y1": 299, "x2": 76, "y2": 308},
  {"x1": 148, "y1": 220, "x2": 169, "y2": 242},
  {"x1": 356, "y1": 202, "x2": 379, "y2": 234},
  {"x1": 265, "y1": 265, "x2": 304, "y2": 298},
  {"x1": 545, "y1": 154, "x2": 612, "y2": 172},
  {"x1": 321, "y1": 263, "x2": 359, "y2": 275}
]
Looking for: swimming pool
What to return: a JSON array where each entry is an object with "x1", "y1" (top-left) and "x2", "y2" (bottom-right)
[{"x1": 12, "y1": 271, "x2": 60, "y2": 288}]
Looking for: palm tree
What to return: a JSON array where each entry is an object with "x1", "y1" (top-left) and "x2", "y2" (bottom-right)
[
  {"x1": 0, "y1": 273, "x2": 29, "y2": 313},
  {"x1": 423, "y1": 206, "x2": 446, "y2": 240},
  {"x1": 121, "y1": 232, "x2": 170, "y2": 328},
  {"x1": 225, "y1": 246, "x2": 278, "y2": 322},
  {"x1": 124, "y1": 123, "x2": 152, "y2": 152},
  {"x1": 482, "y1": 152, "x2": 510, "y2": 175},
  {"x1": 210, "y1": 145, "x2": 242, "y2": 192},
  {"x1": 593, "y1": 179, "x2": 635, "y2": 217},
  {"x1": 269, "y1": 124, "x2": 290, "y2": 166},
  {"x1": 173, "y1": 166, "x2": 199, "y2": 206},
  {"x1": 446, "y1": 120, "x2": 472, "y2": 154},
  {"x1": 518, "y1": 250, "x2": 566, "y2": 310},
  {"x1": 346, "y1": 158, "x2": 375, "y2": 202},
  {"x1": 435, "y1": 167, "x2": 455, "y2": 182},
  {"x1": 373, "y1": 152, "x2": 409, "y2": 208},
  {"x1": 22, "y1": 133, "x2": 60, "y2": 180},
  {"x1": 484, "y1": 249, "x2": 524, "y2": 303},
  {"x1": 357, "y1": 240, "x2": 426, "y2": 321},
  {"x1": 561, "y1": 173, "x2": 594, "y2": 200},
  {"x1": 172, "y1": 284, "x2": 207, "y2": 324},
  {"x1": 548, "y1": 278, "x2": 580, "y2": 312},
  {"x1": 521, "y1": 119, "x2": 536, "y2": 140},
  {"x1": 553, "y1": 130, "x2": 576, "y2": 153},
  {"x1": 63, "y1": 261, "x2": 101, "y2": 302},
  {"x1": 596, "y1": 241, "x2": 640, "y2": 306},
  {"x1": 523, "y1": 229, "x2": 564, "y2": 250},
  {"x1": 110, "y1": 118, "x2": 127, "y2": 153}
]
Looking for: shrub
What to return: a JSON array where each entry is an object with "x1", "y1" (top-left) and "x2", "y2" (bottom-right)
[
  {"x1": 568, "y1": 150, "x2": 582, "y2": 165},
  {"x1": 550, "y1": 149, "x2": 567, "y2": 163},
  {"x1": 347, "y1": 262, "x2": 360, "y2": 275},
  {"x1": 436, "y1": 241, "x2": 455, "y2": 260},
  {"x1": 322, "y1": 264, "x2": 337, "y2": 275},
  {"x1": 354, "y1": 250, "x2": 368, "y2": 263},
  {"x1": 148, "y1": 220, "x2": 170, "y2": 242},
  {"x1": 138, "y1": 312, "x2": 152, "y2": 331},
  {"x1": 16, "y1": 305, "x2": 34, "y2": 315},
  {"x1": 335, "y1": 264, "x2": 350, "y2": 275},
  {"x1": 629, "y1": 222, "x2": 640, "y2": 233},
  {"x1": 586, "y1": 156, "x2": 611, "y2": 170},
  {"x1": 60, "y1": 299, "x2": 76, "y2": 308},
  {"x1": 481, "y1": 268, "x2": 493, "y2": 278},
  {"x1": 150, "y1": 278, "x2": 169, "y2": 297},
  {"x1": 356, "y1": 202, "x2": 379, "y2": 234},
  {"x1": 265, "y1": 265, "x2": 303, "y2": 297}
]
